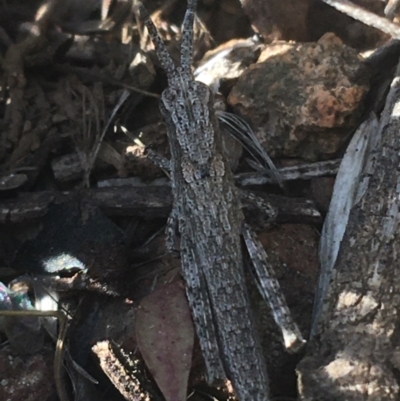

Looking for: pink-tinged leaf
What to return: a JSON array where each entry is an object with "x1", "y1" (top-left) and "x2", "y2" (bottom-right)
[{"x1": 136, "y1": 281, "x2": 194, "y2": 401}]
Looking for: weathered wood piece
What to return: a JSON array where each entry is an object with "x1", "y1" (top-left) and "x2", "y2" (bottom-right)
[
  {"x1": 297, "y1": 59, "x2": 400, "y2": 400},
  {"x1": 0, "y1": 186, "x2": 320, "y2": 225},
  {"x1": 235, "y1": 159, "x2": 341, "y2": 187}
]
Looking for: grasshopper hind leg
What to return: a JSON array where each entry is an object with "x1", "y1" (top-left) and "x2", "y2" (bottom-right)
[
  {"x1": 180, "y1": 238, "x2": 226, "y2": 383},
  {"x1": 242, "y1": 223, "x2": 305, "y2": 352}
]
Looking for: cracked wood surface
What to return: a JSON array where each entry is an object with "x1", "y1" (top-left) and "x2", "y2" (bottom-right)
[{"x1": 297, "y1": 60, "x2": 400, "y2": 401}]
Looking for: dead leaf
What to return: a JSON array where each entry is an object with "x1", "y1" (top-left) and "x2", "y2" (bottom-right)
[{"x1": 136, "y1": 281, "x2": 194, "y2": 401}]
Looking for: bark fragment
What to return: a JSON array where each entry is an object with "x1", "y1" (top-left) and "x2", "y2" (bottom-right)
[{"x1": 297, "y1": 59, "x2": 400, "y2": 401}]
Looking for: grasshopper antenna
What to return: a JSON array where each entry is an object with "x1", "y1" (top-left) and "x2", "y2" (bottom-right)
[
  {"x1": 180, "y1": 0, "x2": 197, "y2": 74},
  {"x1": 136, "y1": 2, "x2": 176, "y2": 79}
]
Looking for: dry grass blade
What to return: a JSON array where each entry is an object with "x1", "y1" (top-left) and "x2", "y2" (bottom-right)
[
  {"x1": 217, "y1": 110, "x2": 284, "y2": 189},
  {"x1": 83, "y1": 89, "x2": 130, "y2": 186}
]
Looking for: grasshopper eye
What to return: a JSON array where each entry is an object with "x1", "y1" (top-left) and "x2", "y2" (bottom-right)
[
  {"x1": 194, "y1": 82, "x2": 210, "y2": 104},
  {"x1": 162, "y1": 88, "x2": 177, "y2": 102},
  {"x1": 161, "y1": 88, "x2": 179, "y2": 111}
]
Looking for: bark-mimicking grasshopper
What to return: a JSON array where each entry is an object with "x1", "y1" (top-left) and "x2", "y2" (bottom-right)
[{"x1": 137, "y1": 2, "x2": 305, "y2": 399}]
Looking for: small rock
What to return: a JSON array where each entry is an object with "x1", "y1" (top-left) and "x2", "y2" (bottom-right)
[
  {"x1": 239, "y1": 0, "x2": 311, "y2": 42},
  {"x1": 228, "y1": 34, "x2": 369, "y2": 161},
  {"x1": 194, "y1": 38, "x2": 260, "y2": 88}
]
